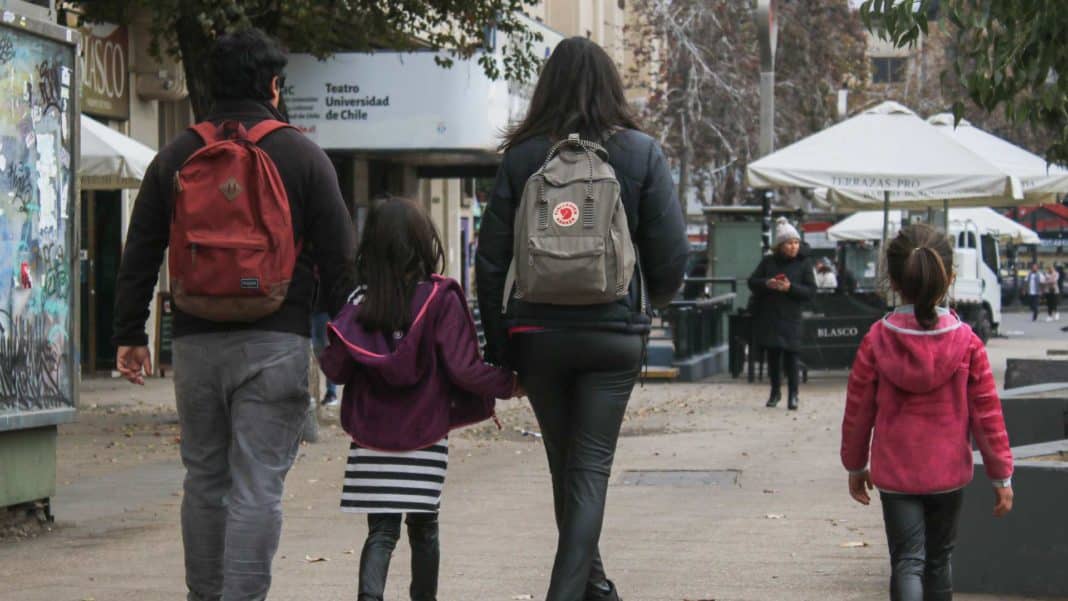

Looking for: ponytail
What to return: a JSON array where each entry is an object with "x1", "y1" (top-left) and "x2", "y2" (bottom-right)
[
  {"x1": 902, "y1": 247, "x2": 950, "y2": 329},
  {"x1": 885, "y1": 224, "x2": 954, "y2": 330}
]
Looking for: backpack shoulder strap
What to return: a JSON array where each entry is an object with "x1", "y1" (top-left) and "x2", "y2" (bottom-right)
[
  {"x1": 247, "y1": 120, "x2": 294, "y2": 144},
  {"x1": 189, "y1": 122, "x2": 220, "y2": 145}
]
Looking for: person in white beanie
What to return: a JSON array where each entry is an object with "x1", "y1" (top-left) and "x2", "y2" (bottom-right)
[{"x1": 747, "y1": 218, "x2": 816, "y2": 410}]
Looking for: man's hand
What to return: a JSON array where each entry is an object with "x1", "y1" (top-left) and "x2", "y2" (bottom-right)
[
  {"x1": 848, "y1": 470, "x2": 874, "y2": 506},
  {"x1": 116, "y1": 346, "x2": 152, "y2": 385},
  {"x1": 993, "y1": 486, "x2": 1014, "y2": 517}
]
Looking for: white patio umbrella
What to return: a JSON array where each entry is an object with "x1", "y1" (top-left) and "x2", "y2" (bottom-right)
[
  {"x1": 80, "y1": 114, "x2": 157, "y2": 190},
  {"x1": 827, "y1": 208, "x2": 1040, "y2": 245},
  {"x1": 747, "y1": 101, "x2": 1023, "y2": 251},
  {"x1": 928, "y1": 113, "x2": 1068, "y2": 204}
]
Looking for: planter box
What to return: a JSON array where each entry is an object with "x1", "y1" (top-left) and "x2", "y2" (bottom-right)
[
  {"x1": 954, "y1": 440, "x2": 1068, "y2": 596},
  {"x1": 999, "y1": 395, "x2": 1068, "y2": 447},
  {"x1": 1004, "y1": 358, "x2": 1068, "y2": 389}
]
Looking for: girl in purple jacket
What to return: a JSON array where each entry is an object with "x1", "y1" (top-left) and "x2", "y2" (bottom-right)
[{"x1": 319, "y1": 197, "x2": 519, "y2": 601}]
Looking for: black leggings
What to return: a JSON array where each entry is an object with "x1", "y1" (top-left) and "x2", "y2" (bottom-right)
[
  {"x1": 358, "y1": 513, "x2": 439, "y2": 601},
  {"x1": 880, "y1": 490, "x2": 964, "y2": 601},
  {"x1": 1047, "y1": 291, "x2": 1060, "y2": 316},
  {"x1": 766, "y1": 347, "x2": 800, "y2": 397},
  {"x1": 515, "y1": 331, "x2": 643, "y2": 601}
]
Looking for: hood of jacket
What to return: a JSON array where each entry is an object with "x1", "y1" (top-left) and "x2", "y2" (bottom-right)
[
  {"x1": 327, "y1": 276, "x2": 452, "y2": 389},
  {"x1": 870, "y1": 306, "x2": 974, "y2": 394}
]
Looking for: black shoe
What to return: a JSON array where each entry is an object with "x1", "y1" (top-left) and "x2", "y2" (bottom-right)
[
  {"x1": 787, "y1": 395, "x2": 799, "y2": 411},
  {"x1": 321, "y1": 392, "x2": 339, "y2": 407},
  {"x1": 586, "y1": 579, "x2": 621, "y2": 601},
  {"x1": 766, "y1": 390, "x2": 781, "y2": 408}
]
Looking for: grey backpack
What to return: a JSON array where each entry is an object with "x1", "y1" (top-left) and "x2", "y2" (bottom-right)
[{"x1": 502, "y1": 134, "x2": 636, "y2": 311}]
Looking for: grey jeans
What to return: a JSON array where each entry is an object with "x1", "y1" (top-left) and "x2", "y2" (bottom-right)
[{"x1": 173, "y1": 331, "x2": 309, "y2": 601}]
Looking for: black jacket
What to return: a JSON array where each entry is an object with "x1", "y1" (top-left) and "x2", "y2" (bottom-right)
[
  {"x1": 747, "y1": 251, "x2": 816, "y2": 351},
  {"x1": 112, "y1": 100, "x2": 356, "y2": 347},
  {"x1": 476, "y1": 130, "x2": 688, "y2": 366}
]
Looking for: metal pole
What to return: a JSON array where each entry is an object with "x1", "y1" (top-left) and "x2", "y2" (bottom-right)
[
  {"x1": 754, "y1": 0, "x2": 777, "y2": 252},
  {"x1": 881, "y1": 191, "x2": 891, "y2": 249},
  {"x1": 759, "y1": 72, "x2": 775, "y2": 158},
  {"x1": 881, "y1": 191, "x2": 891, "y2": 285},
  {"x1": 943, "y1": 198, "x2": 950, "y2": 232}
]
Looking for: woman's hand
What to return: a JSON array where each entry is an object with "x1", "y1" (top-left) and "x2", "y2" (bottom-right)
[
  {"x1": 993, "y1": 486, "x2": 1014, "y2": 517},
  {"x1": 848, "y1": 471, "x2": 873, "y2": 505},
  {"x1": 766, "y1": 278, "x2": 782, "y2": 291},
  {"x1": 778, "y1": 276, "x2": 791, "y2": 292}
]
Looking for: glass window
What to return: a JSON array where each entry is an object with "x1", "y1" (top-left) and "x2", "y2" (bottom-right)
[
  {"x1": 871, "y1": 57, "x2": 907, "y2": 84},
  {"x1": 981, "y1": 234, "x2": 999, "y2": 275}
]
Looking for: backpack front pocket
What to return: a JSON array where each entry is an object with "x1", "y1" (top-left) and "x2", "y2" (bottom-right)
[{"x1": 520, "y1": 236, "x2": 608, "y2": 304}]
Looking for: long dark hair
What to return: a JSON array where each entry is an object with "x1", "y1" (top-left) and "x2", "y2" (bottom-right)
[
  {"x1": 501, "y1": 37, "x2": 642, "y2": 150},
  {"x1": 353, "y1": 197, "x2": 445, "y2": 333},
  {"x1": 885, "y1": 224, "x2": 954, "y2": 330}
]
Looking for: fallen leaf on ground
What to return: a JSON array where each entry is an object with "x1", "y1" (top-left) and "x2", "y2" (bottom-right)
[
  {"x1": 765, "y1": 513, "x2": 785, "y2": 520},
  {"x1": 840, "y1": 541, "x2": 869, "y2": 548},
  {"x1": 511, "y1": 595, "x2": 534, "y2": 600},
  {"x1": 305, "y1": 555, "x2": 330, "y2": 563}
]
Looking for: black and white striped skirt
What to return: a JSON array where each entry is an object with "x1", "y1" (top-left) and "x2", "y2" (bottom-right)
[{"x1": 340, "y1": 439, "x2": 448, "y2": 514}]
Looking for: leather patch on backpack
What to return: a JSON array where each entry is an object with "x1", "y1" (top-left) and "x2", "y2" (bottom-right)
[{"x1": 219, "y1": 177, "x2": 242, "y2": 201}]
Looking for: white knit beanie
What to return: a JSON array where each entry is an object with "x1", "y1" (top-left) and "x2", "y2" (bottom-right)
[{"x1": 774, "y1": 217, "x2": 801, "y2": 247}]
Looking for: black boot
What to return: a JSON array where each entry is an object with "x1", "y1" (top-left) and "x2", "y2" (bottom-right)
[
  {"x1": 787, "y1": 395, "x2": 799, "y2": 411},
  {"x1": 766, "y1": 389, "x2": 781, "y2": 408},
  {"x1": 586, "y1": 579, "x2": 622, "y2": 601}
]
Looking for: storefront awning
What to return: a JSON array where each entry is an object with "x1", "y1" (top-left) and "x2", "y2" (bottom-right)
[{"x1": 80, "y1": 114, "x2": 157, "y2": 190}]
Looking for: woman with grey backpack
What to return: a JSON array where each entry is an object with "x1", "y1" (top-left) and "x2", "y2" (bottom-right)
[{"x1": 476, "y1": 37, "x2": 688, "y2": 601}]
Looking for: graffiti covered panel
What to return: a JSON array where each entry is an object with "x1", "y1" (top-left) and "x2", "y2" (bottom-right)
[{"x1": 0, "y1": 20, "x2": 78, "y2": 430}]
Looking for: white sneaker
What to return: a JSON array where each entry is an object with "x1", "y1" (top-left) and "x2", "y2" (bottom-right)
[
  {"x1": 1047, "y1": 316, "x2": 1054, "y2": 322},
  {"x1": 1057, "y1": 313, "x2": 1062, "y2": 321}
]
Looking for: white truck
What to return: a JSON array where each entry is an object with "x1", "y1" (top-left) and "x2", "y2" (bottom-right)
[{"x1": 826, "y1": 208, "x2": 1040, "y2": 343}]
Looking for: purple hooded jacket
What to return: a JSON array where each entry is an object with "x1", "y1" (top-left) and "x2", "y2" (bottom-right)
[{"x1": 319, "y1": 275, "x2": 515, "y2": 451}]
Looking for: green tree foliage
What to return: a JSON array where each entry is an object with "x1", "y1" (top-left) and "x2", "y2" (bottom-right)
[
  {"x1": 860, "y1": 0, "x2": 1068, "y2": 163},
  {"x1": 81, "y1": 0, "x2": 541, "y2": 120}
]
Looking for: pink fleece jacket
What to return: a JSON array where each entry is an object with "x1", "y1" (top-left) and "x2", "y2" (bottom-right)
[{"x1": 841, "y1": 307, "x2": 1013, "y2": 494}]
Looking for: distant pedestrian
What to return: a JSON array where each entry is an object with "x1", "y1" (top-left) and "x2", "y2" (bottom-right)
[
  {"x1": 814, "y1": 257, "x2": 838, "y2": 291},
  {"x1": 747, "y1": 218, "x2": 816, "y2": 410},
  {"x1": 112, "y1": 28, "x2": 356, "y2": 601},
  {"x1": 841, "y1": 224, "x2": 1013, "y2": 601},
  {"x1": 1042, "y1": 264, "x2": 1060, "y2": 321},
  {"x1": 476, "y1": 37, "x2": 688, "y2": 601},
  {"x1": 1026, "y1": 263, "x2": 1042, "y2": 321},
  {"x1": 319, "y1": 197, "x2": 518, "y2": 601}
]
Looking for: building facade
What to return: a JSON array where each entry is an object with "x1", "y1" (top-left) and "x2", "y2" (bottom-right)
[{"x1": 289, "y1": 0, "x2": 641, "y2": 295}]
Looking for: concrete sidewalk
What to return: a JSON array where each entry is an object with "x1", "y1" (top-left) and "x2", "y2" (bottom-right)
[{"x1": 1, "y1": 335, "x2": 1064, "y2": 601}]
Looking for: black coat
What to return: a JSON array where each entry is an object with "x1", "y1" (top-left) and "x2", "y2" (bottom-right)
[
  {"x1": 113, "y1": 100, "x2": 356, "y2": 347},
  {"x1": 476, "y1": 130, "x2": 689, "y2": 367},
  {"x1": 747, "y1": 252, "x2": 816, "y2": 351}
]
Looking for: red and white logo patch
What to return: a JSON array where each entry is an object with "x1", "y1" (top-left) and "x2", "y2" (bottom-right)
[{"x1": 553, "y1": 202, "x2": 580, "y2": 227}]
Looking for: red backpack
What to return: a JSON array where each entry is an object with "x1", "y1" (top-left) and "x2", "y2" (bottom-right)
[{"x1": 168, "y1": 120, "x2": 299, "y2": 322}]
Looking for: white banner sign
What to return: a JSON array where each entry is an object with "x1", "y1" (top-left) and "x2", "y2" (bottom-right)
[{"x1": 282, "y1": 52, "x2": 512, "y2": 151}]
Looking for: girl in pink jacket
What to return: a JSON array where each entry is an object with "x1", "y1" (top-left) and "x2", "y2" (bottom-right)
[{"x1": 841, "y1": 224, "x2": 1014, "y2": 601}]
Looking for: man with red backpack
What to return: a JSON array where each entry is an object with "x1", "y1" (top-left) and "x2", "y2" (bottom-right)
[{"x1": 112, "y1": 28, "x2": 355, "y2": 601}]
